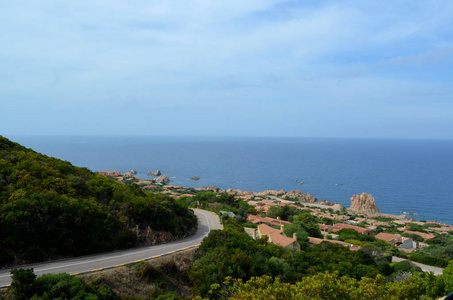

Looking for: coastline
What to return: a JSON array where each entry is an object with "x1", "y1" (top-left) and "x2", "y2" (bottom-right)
[{"x1": 99, "y1": 170, "x2": 453, "y2": 229}]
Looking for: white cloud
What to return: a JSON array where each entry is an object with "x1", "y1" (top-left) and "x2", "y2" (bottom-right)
[{"x1": 1, "y1": 0, "x2": 453, "y2": 138}]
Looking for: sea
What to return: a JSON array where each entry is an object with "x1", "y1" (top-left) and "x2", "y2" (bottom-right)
[{"x1": 8, "y1": 135, "x2": 453, "y2": 225}]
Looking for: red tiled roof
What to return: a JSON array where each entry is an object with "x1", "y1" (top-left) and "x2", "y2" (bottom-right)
[
  {"x1": 375, "y1": 233, "x2": 402, "y2": 243},
  {"x1": 332, "y1": 223, "x2": 372, "y2": 234},
  {"x1": 404, "y1": 230, "x2": 436, "y2": 240},
  {"x1": 247, "y1": 215, "x2": 292, "y2": 226},
  {"x1": 269, "y1": 232, "x2": 296, "y2": 247},
  {"x1": 258, "y1": 224, "x2": 282, "y2": 236},
  {"x1": 308, "y1": 237, "x2": 360, "y2": 251}
]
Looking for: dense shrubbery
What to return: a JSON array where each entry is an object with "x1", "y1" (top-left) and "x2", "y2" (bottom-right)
[
  {"x1": 0, "y1": 136, "x2": 197, "y2": 267},
  {"x1": 189, "y1": 220, "x2": 396, "y2": 297},
  {"x1": 188, "y1": 219, "x2": 453, "y2": 299},
  {"x1": 9, "y1": 268, "x2": 118, "y2": 300},
  {"x1": 408, "y1": 252, "x2": 449, "y2": 268}
]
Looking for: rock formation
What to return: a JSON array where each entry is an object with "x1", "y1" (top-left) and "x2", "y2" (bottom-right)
[
  {"x1": 349, "y1": 193, "x2": 381, "y2": 216},
  {"x1": 146, "y1": 170, "x2": 161, "y2": 176},
  {"x1": 196, "y1": 185, "x2": 221, "y2": 192},
  {"x1": 255, "y1": 190, "x2": 286, "y2": 196},
  {"x1": 130, "y1": 169, "x2": 138, "y2": 174},
  {"x1": 124, "y1": 171, "x2": 135, "y2": 178},
  {"x1": 191, "y1": 175, "x2": 200, "y2": 180},
  {"x1": 154, "y1": 175, "x2": 170, "y2": 184},
  {"x1": 299, "y1": 193, "x2": 318, "y2": 203},
  {"x1": 98, "y1": 171, "x2": 122, "y2": 177}
]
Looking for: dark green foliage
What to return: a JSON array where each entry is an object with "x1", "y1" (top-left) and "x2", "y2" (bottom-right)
[
  {"x1": 402, "y1": 232, "x2": 424, "y2": 242},
  {"x1": 337, "y1": 228, "x2": 374, "y2": 242},
  {"x1": 189, "y1": 223, "x2": 387, "y2": 297},
  {"x1": 292, "y1": 212, "x2": 322, "y2": 238},
  {"x1": 267, "y1": 205, "x2": 302, "y2": 221},
  {"x1": 291, "y1": 242, "x2": 379, "y2": 280},
  {"x1": 408, "y1": 252, "x2": 448, "y2": 268},
  {"x1": 406, "y1": 223, "x2": 427, "y2": 232},
  {"x1": 9, "y1": 269, "x2": 118, "y2": 300},
  {"x1": 10, "y1": 268, "x2": 37, "y2": 300},
  {"x1": 0, "y1": 136, "x2": 196, "y2": 267},
  {"x1": 283, "y1": 222, "x2": 309, "y2": 243}
]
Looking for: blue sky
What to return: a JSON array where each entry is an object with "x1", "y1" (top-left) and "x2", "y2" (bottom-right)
[{"x1": 1, "y1": 1, "x2": 453, "y2": 139}]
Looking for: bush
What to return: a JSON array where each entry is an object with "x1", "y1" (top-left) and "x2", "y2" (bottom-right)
[
  {"x1": 408, "y1": 252, "x2": 448, "y2": 268},
  {"x1": 10, "y1": 268, "x2": 37, "y2": 300}
]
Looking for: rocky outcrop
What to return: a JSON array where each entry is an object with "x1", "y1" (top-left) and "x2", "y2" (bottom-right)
[
  {"x1": 154, "y1": 175, "x2": 170, "y2": 184},
  {"x1": 299, "y1": 193, "x2": 318, "y2": 203},
  {"x1": 349, "y1": 193, "x2": 381, "y2": 216},
  {"x1": 255, "y1": 190, "x2": 286, "y2": 196},
  {"x1": 130, "y1": 169, "x2": 138, "y2": 174},
  {"x1": 319, "y1": 199, "x2": 337, "y2": 206},
  {"x1": 191, "y1": 175, "x2": 200, "y2": 180},
  {"x1": 196, "y1": 185, "x2": 221, "y2": 192},
  {"x1": 147, "y1": 170, "x2": 161, "y2": 176},
  {"x1": 225, "y1": 188, "x2": 253, "y2": 195},
  {"x1": 98, "y1": 171, "x2": 122, "y2": 177}
]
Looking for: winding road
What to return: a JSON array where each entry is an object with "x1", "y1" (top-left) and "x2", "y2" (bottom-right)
[{"x1": 0, "y1": 209, "x2": 222, "y2": 288}]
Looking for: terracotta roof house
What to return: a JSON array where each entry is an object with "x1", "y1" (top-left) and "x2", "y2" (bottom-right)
[
  {"x1": 247, "y1": 215, "x2": 292, "y2": 227},
  {"x1": 318, "y1": 224, "x2": 335, "y2": 233},
  {"x1": 332, "y1": 223, "x2": 373, "y2": 235},
  {"x1": 432, "y1": 226, "x2": 453, "y2": 233},
  {"x1": 308, "y1": 237, "x2": 360, "y2": 251},
  {"x1": 257, "y1": 224, "x2": 300, "y2": 251},
  {"x1": 375, "y1": 233, "x2": 403, "y2": 245},
  {"x1": 403, "y1": 230, "x2": 436, "y2": 240}
]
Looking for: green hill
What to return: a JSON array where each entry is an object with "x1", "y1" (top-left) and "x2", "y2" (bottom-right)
[{"x1": 0, "y1": 136, "x2": 197, "y2": 267}]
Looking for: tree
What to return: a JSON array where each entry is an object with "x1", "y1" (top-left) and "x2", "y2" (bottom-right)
[{"x1": 10, "y1": 268, "x2": 37, "y2": 300}]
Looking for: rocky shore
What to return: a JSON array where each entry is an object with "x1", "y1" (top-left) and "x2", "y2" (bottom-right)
[{"x1": 98, "y1": 170, "x2": 416, "y2": 222}]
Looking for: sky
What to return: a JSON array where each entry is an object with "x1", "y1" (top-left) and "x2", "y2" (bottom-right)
[{"x1": 1, "y1": 0, "x2": 453, "y2": 139}]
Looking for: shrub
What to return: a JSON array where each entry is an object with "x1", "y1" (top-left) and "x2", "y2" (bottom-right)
[{"x1": 408, "y1": 252, "x2": 448, "y2": 268}]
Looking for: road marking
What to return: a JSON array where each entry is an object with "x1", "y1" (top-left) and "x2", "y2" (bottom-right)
[
  {"x1": 114, "y1": 264, "x2": 125, "y2": 267},
  {"x1": 90, "y1": 269, "x2": 102, "y2": 272}
]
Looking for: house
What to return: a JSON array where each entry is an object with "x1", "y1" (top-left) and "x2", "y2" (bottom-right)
[
  {"x1": 308, "y1": 237, "x2": 360, "y2": 251},
  {"x1": 399, "y1": 237, "x2": 417, "y2": 250},
  {"x1": 247, "y1": 215, "x2": 292, "y2": 227},
  {"x1": 375, "y1": 233, "x2": 403, "y2": 245},
  {"x1": 403, "y1": 230, "x2": 436, "y2": 240},
  {"x1": 255, "y1": 224, "x2": 300, "y2": 251},
  {"x1": 331, "y1": 223, "x2": 373, "y2": 235}
]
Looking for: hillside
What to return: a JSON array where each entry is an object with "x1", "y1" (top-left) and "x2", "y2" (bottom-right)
[{"x1": 0, "y1": 136, "x2": 197, "y2": 267}]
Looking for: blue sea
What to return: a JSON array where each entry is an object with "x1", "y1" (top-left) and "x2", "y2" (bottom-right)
[{"x1": 9, "y1": 136, "x2": 453, "y2": 225}]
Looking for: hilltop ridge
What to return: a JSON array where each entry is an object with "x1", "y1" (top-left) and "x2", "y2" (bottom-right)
[{"x1": 0, "y1": 136, "x2": 197, "y2": 267}]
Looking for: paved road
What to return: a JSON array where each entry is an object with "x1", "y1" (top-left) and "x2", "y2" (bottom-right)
[
  {"x1": 392, "y1": 256, "x2": 444, "y2": 275},
  {"x1": 0, "y1": 209, "x2": 222, "y2": 287}
]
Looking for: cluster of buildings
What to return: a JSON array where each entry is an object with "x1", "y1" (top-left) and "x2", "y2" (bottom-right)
[{"x1": 243, "y1": 197, "x2": 449, "y2": 253}]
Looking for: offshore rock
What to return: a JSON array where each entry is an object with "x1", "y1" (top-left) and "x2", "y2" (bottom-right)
[
  {"x1": 154, "y1": 175, "x2": 170, "y2": 184},
  {"x1": 349, "y1": 193, "x2": 381, "y2": 216},
  {"x1": 191, "y1": 175, "x2": 200, "y2": 180},
  {"x1": 147, "y1": 170, "x2": 161, "y2": 176},
  {"x1": 130, "y1": 169, "x2": 138, "y2": 174}
]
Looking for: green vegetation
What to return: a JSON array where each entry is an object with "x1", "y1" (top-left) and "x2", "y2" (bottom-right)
[
  {"x1": 9, "y1": 268, "x2": 118, "y2": 300},
  {"x1": 0, "y1": 136, "x2": 196, "y2": 267}
]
